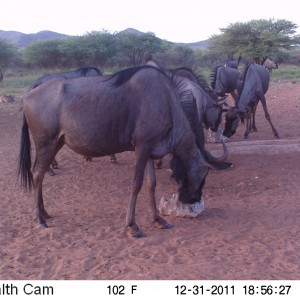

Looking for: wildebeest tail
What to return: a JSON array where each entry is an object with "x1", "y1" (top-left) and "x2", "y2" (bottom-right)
[{"x1": 18, "y1": 115, "x2": 33, "y2": 190}]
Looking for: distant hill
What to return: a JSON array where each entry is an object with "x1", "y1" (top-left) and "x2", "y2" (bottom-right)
[
  {"x1": 184, "y1": 40, "x2": 210, "y2": 49},
  {"x1": 119, "y1": 28, "x2": 145, "y2": 36},
  {"x1": 119, "y1": 28, "x2": 210, "y2": 49},
  {"x1": 0, "y1": 30, "x2": 69, "y2": 48},
  {"x1": 0, "y1": 28, "x2": 209, "y2": 49}
]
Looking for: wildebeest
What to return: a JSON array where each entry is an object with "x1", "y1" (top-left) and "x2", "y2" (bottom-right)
[
  {"x1": 261, "y1": 57, "x2": 278, "y2": 73},
  {"x1": 224, "y1": 56, "x2": 241, "y2": 69},
  {"x1": 145, "y1": 61, "x2": 230, "y2": 169},
  {"x1": 147, "y1": 62, "x2": 228, "y2": 135},
  {"x1": 30, "y1": 66, "x2": 102, "y2": 89},
  {"x1": 170, "y1": 70, "x2": 227, "y2": 136},
  {"x1": 223, "y1": 62, "x2": 280, "y2": 139},
  {"x1": 0, "y1": 69, "x2": 3, "y2": 83},
  {"x1": 210, "y1": 65, "x2": 241, "y2": 107},
  {"x1": 19, "y1": 65, "x2": 227, "y2": 237},
  {"x1": 30, "y1": 67, "x2": 103, "y2": 174}
]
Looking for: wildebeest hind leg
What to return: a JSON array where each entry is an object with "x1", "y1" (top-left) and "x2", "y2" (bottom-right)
[
  {"x1": 145, "y1": 159, "x2": 173, "y2": 229},
  {"x1": 260, "y1": 96, "x2": 280, "y2": 138},
  {"x1": 32, "y1": 139, "x2": 64, "y2": 227},
  {"x1": 251, "y1": 100, "x2": 259, "y2": 132}
]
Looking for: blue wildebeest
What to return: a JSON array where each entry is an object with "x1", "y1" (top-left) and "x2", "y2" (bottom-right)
[
  {"x1": 210, "y1": 65, "x2": 241, "y2": 107},
  {"x1": 261, "y1": 57, "x2": 278, "y2": 73},
  {"x1": 170, "y1": 70, "x2": 227, "y2": 136},
  {"x1": 224, "y1": 56, "x2": 241, "y2": 69},
  {"x1": 169, "y1": 72, "x2": 231, "y2": 169},
  {"x1": 0, "y1": 69, "x2": 3, "y2": 83},
  {"x1": 30, "y1": 67, "x2": 103, "y2": 175},
  {"x1": 223, "y1": 62, "x2": 280, "y2": 139},
  {"x1": 145, "y1": 61, "x2": 230, "y2": 169},
  {"x1": 30, "y1": 66, "x2": 102, "y2": 89},
  {"x1": 19, "y1": 65, "x2": 228, "y2": 237}
]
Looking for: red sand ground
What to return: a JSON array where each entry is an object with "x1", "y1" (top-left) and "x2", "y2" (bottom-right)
[{"x1": 0, "y1": 81, "x2": 300, "y2": 280}]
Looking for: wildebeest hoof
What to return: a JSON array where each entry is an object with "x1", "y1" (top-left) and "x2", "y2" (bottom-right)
[
  {"x1": 161, "y1": 223, "x2": 173, "y2": 229},
  {"x1": 132, "y1": 230, "x2": 146, "y2": 238},
  {"x1": 38, "y1": 223, "x2": 48, "y2": 229}
]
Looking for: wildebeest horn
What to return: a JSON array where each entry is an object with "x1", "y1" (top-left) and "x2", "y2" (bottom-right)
[{"x1": 205, "y1": 139, "x2": 228, "y2": 163}]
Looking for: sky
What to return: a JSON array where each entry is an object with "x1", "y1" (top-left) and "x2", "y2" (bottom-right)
[{"x1": 2, "y1": 0, "x2": 300, "y2": 43}]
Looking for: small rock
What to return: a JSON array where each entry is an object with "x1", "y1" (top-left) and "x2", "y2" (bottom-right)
[{"x1": 159, "y1": 193, "x2": 204, "y2": 218}]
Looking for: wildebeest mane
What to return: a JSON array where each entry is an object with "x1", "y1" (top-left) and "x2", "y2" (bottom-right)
[
  {"x1": 76, "y1": 67, "x2": 102, "y2": 76},
  {"x1": 196, "y1": 72, "x2": 219, "y2": 101},
  {"x1": 171, "y1": 67, "x2": 217, "y2": 98},
  {"x1": 210, "y1": 65, "x2": 223, "y2": 90},
  {"x1": 237, "y1": 62, "x2": 254, "y2": 96},
  {"x1": 169, "y1": 95, "x2": 205, "y2": 204},
  {"x1": 170, "y1": 66, "x2": 199, "y2": 82},
  {"x1": 178, "y1": 92, "x2": 204, "y2": 148},
  {"x1": 105, "y1": 65, "x2": 166, "y2": 87}
]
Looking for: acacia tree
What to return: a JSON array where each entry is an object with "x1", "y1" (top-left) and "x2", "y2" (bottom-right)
[
  {"x1": 23, "y1": 31, "x2": 118, "y2": 69},
  {"x1": 0, "y1": 38, "x2": 16, "y2": 67},
  {"x1": 79, "y1": 30, "x2": 118, "y2": 67},
  {"x1": 117, "y1": 32, "x2": 162, "y2": 66},
  {"x1": 209, "y1": 18, "x2": 300, "y2": 63},
  {"x1": 23, "y1": 39, "x2": 66, "y2": 68}
]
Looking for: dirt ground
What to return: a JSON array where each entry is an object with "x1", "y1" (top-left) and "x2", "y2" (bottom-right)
[{"x1": 0, "y1": 81, "x2": 300, "y2": 280}]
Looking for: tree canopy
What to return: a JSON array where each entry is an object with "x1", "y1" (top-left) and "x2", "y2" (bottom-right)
[
  {"x1": 0, "y1": 38, "x2": 17, "y2": 67},
  {"x1": 116, "y1": 32, "x2": 162, "y2": 66},
  {"x1": 209, "y1": 18, "x2": 300, "y2": 63},
  {"x1": 8, "y1": 18, "x2": 300, "y2": 71}
]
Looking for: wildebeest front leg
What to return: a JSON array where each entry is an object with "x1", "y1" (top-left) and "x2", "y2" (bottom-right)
[
  {"x1": 125, "y1": 149, "x2": 149, "y2": 237},
  {"x1": 145, "y1": 159, "x2": 172, "y2": 229}
]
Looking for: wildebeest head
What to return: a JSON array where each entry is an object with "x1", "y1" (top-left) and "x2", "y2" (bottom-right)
[
  {"x1": 204, "y1": 95, "x2": 228, "y2": 131},
  {"x1": 170, "y1": 155, "x2": 209, "y2": 204},
  {"x1": 223, "y1": 106, "x2": 240, "y2": 138}
]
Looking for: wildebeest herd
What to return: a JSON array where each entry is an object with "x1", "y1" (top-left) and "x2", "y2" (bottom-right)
[{"x1": 18, "y1": 57, "x2": 279, "y2": 237}]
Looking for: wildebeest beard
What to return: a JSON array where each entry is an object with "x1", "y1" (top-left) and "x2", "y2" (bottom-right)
[{"x1": 170, "y1": 155, "x2": 204, "y2": 204}]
